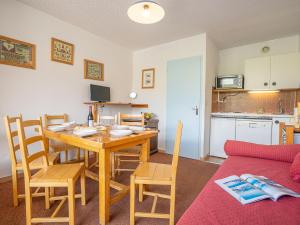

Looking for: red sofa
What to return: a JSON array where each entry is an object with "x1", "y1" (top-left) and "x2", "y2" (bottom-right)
[{"x1": 177, "y1": 141, "x2": 300, "y2": 225}]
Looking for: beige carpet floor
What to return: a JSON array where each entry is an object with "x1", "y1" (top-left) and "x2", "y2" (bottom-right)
[{"x1": 0, "y1": 153, "x2": 219, "y2": 225}]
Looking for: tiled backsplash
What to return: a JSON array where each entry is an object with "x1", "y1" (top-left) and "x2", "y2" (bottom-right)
[{"x1": 212, "y1": 89, "x2": 300, "y2": 114}]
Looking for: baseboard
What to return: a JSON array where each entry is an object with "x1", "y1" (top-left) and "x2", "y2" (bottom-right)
[{"x1": 157, "y1": 148, "x2": 166, "y2": 153}]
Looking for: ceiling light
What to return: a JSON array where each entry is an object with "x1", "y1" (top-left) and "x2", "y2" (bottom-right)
[{"x1": 127, "y1": 1, "x2": 165, "y2": 24}]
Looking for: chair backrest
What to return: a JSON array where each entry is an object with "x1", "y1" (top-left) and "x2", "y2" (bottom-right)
[
  {"x1": 4, "y1": 114, "x2": 23, "y2": 167},
  {"x1": 44, "y1": 114, "x2": 68, "y2": 127},
  {"x1": 16, "y1": 117, "x2": 49, "y2": 181},
  {"x1": 171, "y1": 121, "x2": 183, "y2": 180},
  {"x1": 118, "y1": 113, "x2": 144, "y2": 127}
]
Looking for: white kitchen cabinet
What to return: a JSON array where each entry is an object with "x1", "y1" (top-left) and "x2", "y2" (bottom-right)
[
  {"x1": 236, "y1": 119, "x2": 272, "y2": 145},
  {"x1": 244, "y1": 52, "x2": 300, "y2": 90},
  {"x1": 270, "y1": 53, "x2": 300, "y2": 89},
  {"x1": 210, "y1": 117, "x2": 236, "y2": 158},
  {"x1": 244, "y1": 56, "x2": 271, "y2": 90}
]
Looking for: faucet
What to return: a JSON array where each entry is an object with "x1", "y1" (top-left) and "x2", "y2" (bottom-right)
[{"x1": 278, "y1": 99, "x2": 284, "y2": 114}]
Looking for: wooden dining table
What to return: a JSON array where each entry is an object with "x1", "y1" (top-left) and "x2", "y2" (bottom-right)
[{"x1": 43, "y1": 127, "x2": 157, "y2": 224}]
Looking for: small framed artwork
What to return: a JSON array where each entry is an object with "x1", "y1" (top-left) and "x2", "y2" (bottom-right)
[
  {"x1": 51, "y1": 38, "x2": 74, "y2": 65},
  {"x1": 0, "y1": 35, "x2": 36, "y2": 69},
  {"x1": 84, "y1": 59, "x2": 104, "y2": 81},
  {"x1": 142, "y1": 68, "x2": 155, "y2": 89}
]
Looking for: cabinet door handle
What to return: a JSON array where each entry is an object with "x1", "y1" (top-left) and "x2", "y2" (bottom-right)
[
  {"x1": 264, "y1": 82, "x2": 268, "y2": 86},
  {"x1": 272, "y1": 82, "x2": 277, "y2": 86}
]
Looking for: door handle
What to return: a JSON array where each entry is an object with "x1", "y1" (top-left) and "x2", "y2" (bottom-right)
[{"x1": 192, "y1": 106, "x2": 199, "y2": 115}]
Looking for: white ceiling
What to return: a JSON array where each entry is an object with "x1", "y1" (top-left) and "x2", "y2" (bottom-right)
[{"x1": 18, "y1": 0, "x2": 300, "y2": 50}]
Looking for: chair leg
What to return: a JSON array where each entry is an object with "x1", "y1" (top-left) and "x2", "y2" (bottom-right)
[
  {"x1": 169, "y1": 183, "x2": 176, "y2": 225},
  {"x1": 11, "y1": 169, "x2": 18, "y2": 207},
  {"x1": 68, "y1": 180, "x2": 75, "y2": 225},
  {"x1": 76, "y1": 148, "x2": 81, "y2": 161},
  {"x1": 84, "y1": 151, "x2": 89, "y2": 168},
  {"x1": 130, "y1": 175, "x2": 135, "y2": 225},
  {"x1": 50, "y1": 187, "x2": 55, "y2": 203},
  {"x1": 65, "y1": 150, "x2": 68, "y2": 162},
  {"x1": 139, "y1": 184, "x2": 144, "y2": 202},
  {"x1": 117, "y1": 156, "x2": 121, "y2": 175},
  {"x1": 80, "y1": 170, "x2": 86, "y2": 206},
  {"x1": 24, "y1": 185, "x2": 32, "y2": 225},
  {"x1": 45, "y1": 187, "x2": 50, "y2": 209},
  {"x1": 111, "y1": 153, "x2": 115, "y2": 179}
]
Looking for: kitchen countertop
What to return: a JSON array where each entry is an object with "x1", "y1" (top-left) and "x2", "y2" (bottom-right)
[{"x1": 211, "y1": 112, "x2": 294, "y2": 119}]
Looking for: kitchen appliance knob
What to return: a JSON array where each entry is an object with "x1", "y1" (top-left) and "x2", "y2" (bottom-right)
[
  {"x1": 274, "y1": 120, "x2": 279, "y2": 124},
  {"x1": 272, "y1": 82, "x2": 277, "y2": 86},
  {"x1": 264, "y1": 82, "x2": 268, "y2": 86}
]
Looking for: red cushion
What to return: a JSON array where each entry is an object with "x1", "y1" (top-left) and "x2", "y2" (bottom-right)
[
  {"x1": 290, "y1": 153, "x2": 300, "y2": 182},
  {"x1": 225, "y1": 140, "x2": 300, "y2": 163}
]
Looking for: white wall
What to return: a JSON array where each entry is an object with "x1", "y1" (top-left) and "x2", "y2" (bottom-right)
[
  {"x1": 218, "y1": 35, "x2": 300, "y2": 75},
  {"x1": 0, "y1": 0, "x2": 133, "y2": 177},
  {"x1": 203, "y1": 37, "x2": 218, "y2": 157},
  {"x1": 132, "y1": 34, "x2": 215, "y2": 157}
]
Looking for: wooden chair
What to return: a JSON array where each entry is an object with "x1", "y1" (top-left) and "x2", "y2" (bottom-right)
[
  {"x1": 4, "y1": 115, "x2": 59, "y2": 207},
  {"x1": 16, "y1": 117, "x2": 86, "y2": 225},
  {"x1": 130, "y1": 121, "x2": 183, "y2": 225},
  {"x1": 44, "y1": 114, "x2": 82, "y2": 163},
  {"x1": 113, "y1": 113, "x2": 145, "y2": 178}
]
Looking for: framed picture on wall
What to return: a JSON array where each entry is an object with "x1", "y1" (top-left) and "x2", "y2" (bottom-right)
[
  {"x1": 51, "y1": 38, "x2": 74, "y2": 65},
  {"x1": 0, "y1": 35, "x2": 36, "y2": 69},
  {"x1": 142, "y1": 68, "x2": 155, "y2": 88},
  {"x1": 84, "y1": 59, "x2": 104, "y2": 81}
]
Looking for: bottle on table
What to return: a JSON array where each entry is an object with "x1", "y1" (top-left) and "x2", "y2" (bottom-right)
[{"x1": 88, "y1": 106, "x2": 94, "y2": 127}]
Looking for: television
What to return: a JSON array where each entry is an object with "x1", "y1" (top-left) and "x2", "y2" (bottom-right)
[{"x1": 90, "y1": 84, "x2": 110, "y2": 102}]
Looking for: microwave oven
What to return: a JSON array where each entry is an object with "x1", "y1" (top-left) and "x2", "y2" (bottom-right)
[{"x1": 215, "y1": 75, "x2": 244, "y2": 89}]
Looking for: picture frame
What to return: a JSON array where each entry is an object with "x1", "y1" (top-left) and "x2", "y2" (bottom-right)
[
  {"x1": 84, "y1": 59, "x2": 104, "y2": 81},
  {"x1": 142, "y1": 68, "x2": 155, "y2": 89},
  {"x1": 51, "y1": 38, "x2": 74, "y2": 65},
  {"x1": 0, "y1": 35, "x2": 36, "y2": 69}
]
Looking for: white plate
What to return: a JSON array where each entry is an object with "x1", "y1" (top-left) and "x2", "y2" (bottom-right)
[
  {"x1": 112, "y1": 125, "x2": 130, "y2": 130},
  {"x1": 73, "y1": 129, "x2": 98, "y2": 137},
  {"x1": 110, "y1": 129, "x2": 133, "y2": 138},
  {"x1": 129, "y1": 126, "x2": 145, "y2": 131},
  {"x1": 48, "y1": 125, "x2": 67, "y2": 132}
]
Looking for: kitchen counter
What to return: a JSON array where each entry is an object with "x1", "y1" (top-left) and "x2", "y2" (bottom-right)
[{"x1": 211, "y1": 112, "x2": 293, "y2": 119}]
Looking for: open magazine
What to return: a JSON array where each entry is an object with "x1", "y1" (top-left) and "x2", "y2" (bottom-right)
[{"x1": 215, "y1": 174, "x2": 300, "y2": 205}]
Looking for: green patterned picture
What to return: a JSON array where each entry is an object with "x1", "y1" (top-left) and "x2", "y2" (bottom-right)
[
  {"x1": 84, "y1": 59, "x2": 104, "y2": 81},
  {"x1": 0, "y1": 35, "x2": 36, "y2": 69},
  {"x1": 51, "y1": 38, "x2": 74, "y2": 65}
]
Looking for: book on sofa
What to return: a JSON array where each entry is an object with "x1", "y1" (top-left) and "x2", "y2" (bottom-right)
[{"x1": 215, "y1": 174, "x2": 300, "y2": 205}]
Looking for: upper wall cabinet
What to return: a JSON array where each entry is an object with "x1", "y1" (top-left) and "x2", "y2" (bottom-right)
[
  {"x1": 270, "y1": 53, "x2": 300, "y2": 89},
  {"x1": 244, "y1": 53, "x2": 300, "y2": 90},
  {"x1": 244, "y1": 56, "x2": 271, "y2": 90}
]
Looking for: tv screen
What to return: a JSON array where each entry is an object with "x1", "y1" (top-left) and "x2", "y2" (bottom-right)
[{"x1": 90, "y1": 84, "x2": 110, "y2": 102}]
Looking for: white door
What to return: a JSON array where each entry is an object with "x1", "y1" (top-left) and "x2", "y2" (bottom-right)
[
  {"x1": 244, "y1": 56, "x2": 270, "y2": 90},
  {"x1": 270, "y1": 53, "x2": 300, "y2": 89},
  {"x1": 210, "y1": 117, "x2": 236, "y2": 158},
  {"x1": 236, "y1": 119, "x2": 272, "y2": 144},
  {"x1": 166, "y1": 56, "x2": 201, "y2": 159}
]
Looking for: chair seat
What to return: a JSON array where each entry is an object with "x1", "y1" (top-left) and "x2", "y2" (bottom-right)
[
  {"x1": 134, "y1": 162, "x2": 172, "y2": 182},
  {"x1": 30, "y1": 163, "x2": 84, "y2": 187},
  {"x1": 16, "y1": 152, "x2": 59, "y2": 170}
]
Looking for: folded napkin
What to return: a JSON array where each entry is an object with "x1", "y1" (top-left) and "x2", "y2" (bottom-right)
[
  {"x1": 73, "y1": 127, "x2": 98, "y2": 137},
  {"x1": 110, "y1": 129, "x2": 133, "y2": 138}
]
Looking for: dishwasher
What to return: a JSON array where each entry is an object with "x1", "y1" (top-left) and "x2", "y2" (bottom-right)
[{"x1": 236, "y1": 118, "x2": 273, "y2": 145}]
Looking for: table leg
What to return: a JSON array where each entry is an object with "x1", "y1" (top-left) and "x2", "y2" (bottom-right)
[
  {"x1": 140, "y1": 138, "x2": 150, "y2": 163},
  {"x1": 99, "y1": 148, "x2": 110, "y2": 225}
]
